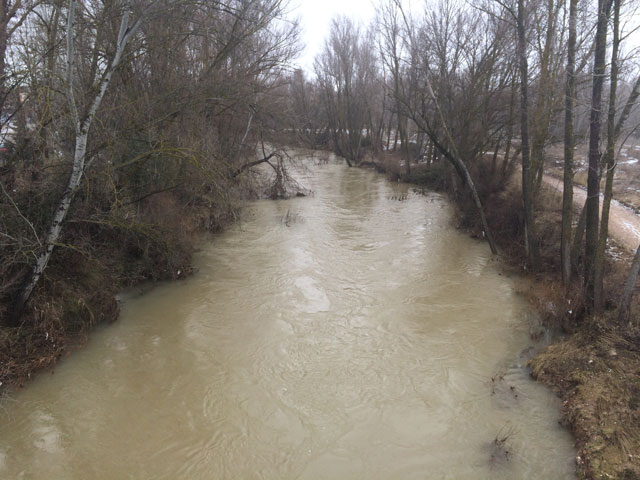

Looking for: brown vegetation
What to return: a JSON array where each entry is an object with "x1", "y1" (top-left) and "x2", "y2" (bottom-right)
[
  {"x1": 0, "y1": 186, "x2": 231, "y2": 390},
  {"x1": 531, "y1": 328, "x2": 640, "y2": 480}
]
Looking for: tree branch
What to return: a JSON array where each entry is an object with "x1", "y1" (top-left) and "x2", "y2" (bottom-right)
[{"x1": 232, "y1": 152, "x2": 278, "y2": 178}]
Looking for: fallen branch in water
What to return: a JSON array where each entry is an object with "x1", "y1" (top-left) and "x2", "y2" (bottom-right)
[{"x1": 231, "y1": 152, "x2": 279, "y2": 178}]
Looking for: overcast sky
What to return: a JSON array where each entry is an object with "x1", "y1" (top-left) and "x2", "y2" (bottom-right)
[
  {"x1": 291, "y1": 0, "x2": 378, "y2": 73},
  {"x1": 291, "y1": 0, "x2": 640, "y2": 76}
]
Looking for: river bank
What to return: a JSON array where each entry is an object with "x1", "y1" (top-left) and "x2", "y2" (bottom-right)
[
  {"x1": 0, "y1": 147, "x2": 305, "y2": 391},
  {"x1": 0, "y1": 191, "x2": 235, "y2": 392},
  {"x1": 370, "y1": 151, "x2": 640, "y2": 479},
  {"x1": 478, "y1": 176, "x2": 640, "y2": 480}
]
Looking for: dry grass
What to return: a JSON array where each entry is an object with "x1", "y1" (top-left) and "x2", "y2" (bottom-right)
[{"x1": 530, "y1": 326, "x2": 640, "y2": 479}]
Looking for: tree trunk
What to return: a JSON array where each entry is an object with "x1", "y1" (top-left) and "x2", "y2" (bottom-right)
[
  {"x1": 594, "y1": 0, "x2": 620, "y2": 312},
  {"x1": 0, "y1": 0, "x2": 10, "y2": 120},
  {"x1": 501, "y1": 76, "x2": 517, "y2": 181},
  {"x1": 584, "y1": 0, "x2": 610, "y2": 309},
  {"x1": 399, "y1": 115, "x2": 410, "y2": 176},
  {"x1": 614, "y1": 75, "x2": 640, "y2": 140},
  {"x1": 10, "y1": 127, "x2": 89, "y2": 324},
  {"x1": 491, "y1": 138, "x2": 501, "y2": 175},
  {"x1": 433, "y1": 136, "x2": 498, "y2": 254},
  {"x1": 385, "y1": 112, "x2": 394, "y2": 151},
  {"x1": 531, "y1": 0, "x2": 558, "y2": 196},
  {"x1": 571, "y1": 197, "x2": 587, "y2": 271},
  {"x1": 619, "y1": 243, "x2": 640, "y2": 323},
  {"x1": 518, "y1": 0, "x2": 539, "y2": 269},
  {"x1": 561, "y1": 0, "x2": 578, "y2": 285},
  {"x1": 10, "y1": 0, "x2": 142, "y2": 325}
]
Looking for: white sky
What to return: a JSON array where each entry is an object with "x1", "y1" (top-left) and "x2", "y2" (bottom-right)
[
  {"x1": 290, "y1": 0, "x2": 640, "y2": 77},
  {"x1": 291, "y1": 0, "x2": 379, "y2": 73}
]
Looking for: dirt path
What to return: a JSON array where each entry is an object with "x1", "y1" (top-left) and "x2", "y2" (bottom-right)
[{"x1": 542, "y1": 174, "x2": 640, "y2": 252}]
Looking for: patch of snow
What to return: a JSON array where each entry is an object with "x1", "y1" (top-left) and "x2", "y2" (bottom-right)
[
  {"x1": 612, "y1": 198, "x2": 639, "y2": 215},
  {"x1": 607, "y1": 241, "x2": 625, "y2": 261},
  {"x1": 621, "y1": 220, "x2": 640, "y2": 239}
]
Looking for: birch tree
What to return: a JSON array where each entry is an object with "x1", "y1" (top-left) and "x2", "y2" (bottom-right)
[{"x1": 9, "y1": 0, "x2": 151, "y2": 324}]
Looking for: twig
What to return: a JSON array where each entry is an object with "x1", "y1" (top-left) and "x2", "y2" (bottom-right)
[{"x1": 0, "y1": 181, "x2": 42, "y2": 247}]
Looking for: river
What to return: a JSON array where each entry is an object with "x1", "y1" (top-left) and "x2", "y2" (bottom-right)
[{"x1": 0, "y1": 154, "x2": 575, "y2": 478}]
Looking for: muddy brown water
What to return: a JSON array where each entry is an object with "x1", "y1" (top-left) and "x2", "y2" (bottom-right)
[{"x1": 0, "y1": 155, "x2": 575, "y2": 479}]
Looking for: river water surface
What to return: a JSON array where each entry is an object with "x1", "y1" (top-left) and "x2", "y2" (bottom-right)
[{"x1": 0, "y1": 155, "x2": 575, "y2": 478}]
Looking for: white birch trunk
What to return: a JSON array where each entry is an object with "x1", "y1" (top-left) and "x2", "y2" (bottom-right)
[{"x1": 10, "y1": 0, "x2": 144, "y2": 324}]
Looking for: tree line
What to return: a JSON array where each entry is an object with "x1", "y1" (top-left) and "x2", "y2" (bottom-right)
[{"x1": 2, "y1": 0, "x2": 640, "y2": 329}]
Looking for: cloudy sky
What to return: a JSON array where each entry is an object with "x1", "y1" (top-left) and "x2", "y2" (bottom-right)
[
  {"x1": 291, "y1": 0, "x2": 379, "y2": 73},
  {"x1": 291, "y1": 0, "x2": 640, "y2": 76}
]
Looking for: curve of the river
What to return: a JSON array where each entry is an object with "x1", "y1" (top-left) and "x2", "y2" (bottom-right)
[{"x1": 0, "y1": 154, "x2": 575, "y2": 479}]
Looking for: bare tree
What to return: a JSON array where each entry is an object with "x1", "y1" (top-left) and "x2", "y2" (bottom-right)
[
  {"x1": 593, "y1": 0, "x2": 622, "y2": 311},
  {"x1": 517, "y1": 0, "x2": 539, "y2": 269},
  {"x1": 0, "y1": 0, "x2": 41, "y2": 119},
  {"x1": 377, "y1": 0, "x2": 411, "y2": 175},
  {"x1": 392, "y1": 0, "x2": 501, "y2": 254},
  {"x1": 314, "y1": 17, "x2": 378, "y2": 166},
  {"x1": 9, "y1": 0, "x2": 152, "y2": 324},
  {"x1": 561, "y1": 0, "x2": 579, "y2": 285},
  {"x1": 583, "y1": 0, "x2": 612, "y2": 309}
]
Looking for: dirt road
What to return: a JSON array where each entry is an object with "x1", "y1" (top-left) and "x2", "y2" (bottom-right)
[{"x1": 542, "y1": 174, "x2": 640, "y2": 252}]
